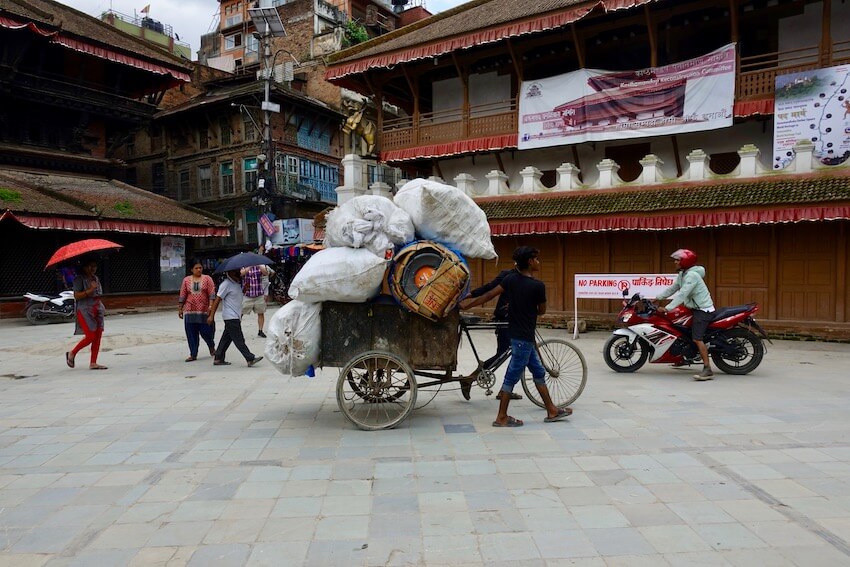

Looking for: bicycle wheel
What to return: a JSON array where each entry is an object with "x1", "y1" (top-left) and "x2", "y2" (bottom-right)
[
  {"x1": 336, "y1": 351, "x2": 417, "y2": 431},
  {"x1": 522, "y1": 339, "x2": 587, "y2": 408}
]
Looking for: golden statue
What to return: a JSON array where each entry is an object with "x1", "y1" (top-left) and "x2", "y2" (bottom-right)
[{"x1": 342, "y1": 99, "x2": 377, "y2": 156}]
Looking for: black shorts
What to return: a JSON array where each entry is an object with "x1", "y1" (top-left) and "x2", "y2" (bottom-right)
[{"x1": 691, "y1": 309, "x2": 714, "y2": 341}]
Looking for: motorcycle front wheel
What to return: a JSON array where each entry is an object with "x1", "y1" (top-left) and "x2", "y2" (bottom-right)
[
  {"x1": 603, "y1": 334, "x2": 649, "y2": 372},
  {"x1": 710, "y1": 327, "x2": 764, "y2": 375},
  {"x1": 25, "y1": 304, "x2": 51, "y2": 325}
]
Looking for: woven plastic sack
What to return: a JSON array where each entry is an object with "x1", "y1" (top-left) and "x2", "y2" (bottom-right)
[
  {"x1": 394, "y1": 178, "x2": 496, "y2": 260},
  {"x1": 265, "y1": 300, "x2": 321, "y2": 377},
  {"x1": 289, "y1": 247, "x2": 387, "y2": 303},
  {"x1": 323, "y1": 195, "x2": 415, "y2": 258}
]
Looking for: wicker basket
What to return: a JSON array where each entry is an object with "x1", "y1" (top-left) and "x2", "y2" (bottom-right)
[{"x1": 389, "y1": 241, "x2": 470, "y2": 322}]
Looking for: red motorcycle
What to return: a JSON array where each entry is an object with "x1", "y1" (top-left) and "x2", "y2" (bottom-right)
[{"x1": 603, "y1": 294, "x2": 771, "y2": 375}]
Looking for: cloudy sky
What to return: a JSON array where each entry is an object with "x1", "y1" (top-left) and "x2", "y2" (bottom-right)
[{"x1": 57, "y1": 0, "x2": 466, "y2": 57}]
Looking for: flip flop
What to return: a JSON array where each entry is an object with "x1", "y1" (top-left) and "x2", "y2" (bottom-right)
[
  {"x1": 65, "y1": 352, "x2": 75, "y2": 369},
  {"x1": 544, "y1": 408, "x2": 573, "y2": 423},
  {"x1": 492, "y1": 416, "x2": 523, "y2": 427},
  {"x1": 89, "y1": 364, "x2": 108, "y2": 370},
  {"x1": 185, "y1": 357, "x2": 197, "y2": 362},
  {"x1": 213, "y1": 360, "x2": 231, "y2": 366}
]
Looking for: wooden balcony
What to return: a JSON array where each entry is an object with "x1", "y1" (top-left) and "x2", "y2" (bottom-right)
[{"x1": 380, "y1": 43, "x2": 850, "y2": 155}]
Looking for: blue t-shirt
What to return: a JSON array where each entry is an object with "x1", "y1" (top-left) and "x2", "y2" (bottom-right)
[{"x1": 216, "y1": 277, "x2": 244, "y2": 321}]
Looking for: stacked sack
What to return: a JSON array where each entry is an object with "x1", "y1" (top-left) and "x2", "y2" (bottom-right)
[{"x1": 265, "y1": 180, "x2": 496, "y2": 377}]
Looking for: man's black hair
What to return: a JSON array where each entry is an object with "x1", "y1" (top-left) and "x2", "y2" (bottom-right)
[{"x1": 512, "y1": 246, "x2": 539, "y2": 270}]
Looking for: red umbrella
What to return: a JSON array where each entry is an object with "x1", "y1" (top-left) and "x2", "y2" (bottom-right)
[{"x1": 45, "y1": 239, "x2": 123, "y2": 269}]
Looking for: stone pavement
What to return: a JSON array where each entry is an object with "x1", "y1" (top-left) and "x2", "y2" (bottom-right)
[{"x1": 1, "y1": 309, "x2": 850, "y2": 566}]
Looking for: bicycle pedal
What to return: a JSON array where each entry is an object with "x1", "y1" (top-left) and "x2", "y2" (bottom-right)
[{"x1": 485, "y1": 389, "x2": 493, "y2": 396}]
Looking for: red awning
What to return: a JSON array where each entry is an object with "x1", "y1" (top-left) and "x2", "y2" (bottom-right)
[
  {"x1": 328, "y1": 0, "x2": 656, "y2": 81},
  {"x1": 0, "y1": 15, "x2": 191, "y2": 82},
  {"x1": 382, "y1": 134, "x2": 519, "y2": 162},
  {"x1": 1, "y1": 211, "x2": 229, "y2": 238},
  {"x1": 488, "y1": 205, "x2": 850, "y2": 235},
  {"x1": 734, "y1": 98, "x2": 774, "y2": 117}
]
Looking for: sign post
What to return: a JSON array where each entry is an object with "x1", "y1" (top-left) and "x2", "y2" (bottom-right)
[{"x1": 572, "y1": 273, "x2": 677, "y2": 339}]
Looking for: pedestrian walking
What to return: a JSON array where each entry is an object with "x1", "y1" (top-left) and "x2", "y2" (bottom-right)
[
  {"x1": 66, "y1": 257, "x2": 107, "y2": 370},
  {"x1": 178, "y1": 259, "x2": 217, "y2": 362},
  {"x1": 655, "y1": 248, "x2": 716, "y2": 381},
  {"x1": 208, "y1": 269, "x2": 263, "y2": 367},
  {"x1": 241, "y1": 263, "x2": 272, "y2": 337},
  {"x1": 460, "y1": 246, "x2": 571, "y2": 426}
]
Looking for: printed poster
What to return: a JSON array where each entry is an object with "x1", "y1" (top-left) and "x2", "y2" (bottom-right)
[
  {"x1": 772, "y1": 64, "x2": 850, "y2": 169},
  {"x1": 519, "y1": 44, "x2": 736, "y2": 149}
]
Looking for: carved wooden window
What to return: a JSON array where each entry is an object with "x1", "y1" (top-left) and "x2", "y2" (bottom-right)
[
  {"x1": 220, "y1": 161, "x2": 235, "y2": 196},
  {"x1": 220, "y1": 117, "x2": 232, "y2": 146},
  {"x1": 198, "y1": 165, "x2": 212, "y2": 199}
]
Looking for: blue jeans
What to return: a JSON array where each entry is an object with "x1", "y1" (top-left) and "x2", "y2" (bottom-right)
[
  {"x1": 185, "y1": 320, "x2": 216, "y2": 358},
  {"x1": 502, "y1": 338, "x2": 546, "y2": 393}
]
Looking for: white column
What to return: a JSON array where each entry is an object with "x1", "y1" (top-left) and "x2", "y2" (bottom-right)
[
  {"x1": 370, "y1": 182, "x2": 393, "y2": 199},
  {"x1": 793, "y1": 140, "x2": 814, "y2": 174},
  {"x1": 686, "y1": 149, "x2": 709, "y2": 180},
  {"x1": 427, "y1": 175, "x2": 445, "y2": 184},
  {"x1": 596, "y1": 159, "x2": 620, "y2": 188},
  {"x1": 556, "y1": 163, "x2": 582, "y2": 191},
  {"x1": 737, "y1": 144, "x2": 760, "y2": 178},
  {"x1": 639, "y1": 154, "x2": 664, "y2": 185},
  {"x1": 485, "y1": 170, "x2": 510, "y2": 196},
  {"x1": 519, "y1": 166, "x2": 547, "y2": 193},
  {"x1": 337, "y1": 154, "x2": 367, "y2": 204},
  {"x1": 453, "y1": 173, "x2": 477, "y2": 196}
]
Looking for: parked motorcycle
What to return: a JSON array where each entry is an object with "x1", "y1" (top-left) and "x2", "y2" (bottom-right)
[
  {"x1": 603, "y1": 293, "x2": 771, "y2": 375},
  {"x1": 23, "y1": 291, "x2": 75, "y2": 325}
]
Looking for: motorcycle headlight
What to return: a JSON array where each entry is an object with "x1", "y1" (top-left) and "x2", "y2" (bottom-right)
[{"x1": 622, "y1": 313, "x2": 632, "y2": 323}]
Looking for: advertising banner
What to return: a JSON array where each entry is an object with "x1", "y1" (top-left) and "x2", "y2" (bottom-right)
[
  {"x1": 772, "y1": 64, "x2": 850, "y2": 170},
  {"x1": 262, "y1": 219, "x2": 316, "y2": 246},
  {"x1": 519, "y1": 44, "x2": 736, "y2": 150},
  {"x1": 259, "y1": 213, "x2": 277, "y2": 237}
]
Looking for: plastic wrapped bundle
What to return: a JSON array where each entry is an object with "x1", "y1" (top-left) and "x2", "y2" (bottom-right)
[
  {"x1": 323, "y1": 195, "x2": 415, "y2": 258},
  {"x1": 388, "y1": 240, "x2": 470, "y2": 322},
  {"x1": 394, "y1": 178, "x2": 496, "y2": 260},
  {"x1": 289, "y1": 247, "x2": 387, "y2": 304}
]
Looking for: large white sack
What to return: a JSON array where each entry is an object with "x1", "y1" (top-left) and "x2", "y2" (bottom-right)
[
  {"x1": 323, "y1": 195, "x2": 415, "y2": 258},
  {"x1": 289, "y1": 247, "x2": 387, "y2": 303},
  {"x1": 394, "y1": 178, "x2": 496, "y2": 259},
  {"x1": 265, "y1": 300, "x2": 321, "y2": 377}
]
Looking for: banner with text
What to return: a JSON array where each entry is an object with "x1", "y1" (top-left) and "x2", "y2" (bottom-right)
[
  {"x1": 574, "y1": 274, "x2": 677, "y2": 300},
  {"x1": 772, "y1": 64, "x2": 850, "y2": 170},
  {"x1": 519, "y1": 44, "x2": 736, "y2": 150}
]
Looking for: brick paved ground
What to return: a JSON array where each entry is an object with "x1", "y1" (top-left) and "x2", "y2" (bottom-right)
[{"x1": 1, "y1": 310, "x2": 849, "y2": 566}]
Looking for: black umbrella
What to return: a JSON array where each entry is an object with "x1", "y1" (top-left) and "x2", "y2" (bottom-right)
[{"x1": 214, "y1": 252, "x2": 274, "y2": 274}]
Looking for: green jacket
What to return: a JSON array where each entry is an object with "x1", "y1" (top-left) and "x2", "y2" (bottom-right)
[{"x1": 656, "y1": 265, "x2": 714, "y2": 311}]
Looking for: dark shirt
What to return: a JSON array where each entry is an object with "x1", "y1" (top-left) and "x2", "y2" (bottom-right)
[
  {"x1": 470, "y1": 269, "x2": 515, "y2": 320},
  {"x1": 500, "y1": 271, "x2": 546, "y2": 342}
]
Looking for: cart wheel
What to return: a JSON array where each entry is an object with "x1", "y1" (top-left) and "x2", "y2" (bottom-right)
[
  {"x1": 522, "y1": 339, "x2": 588, "y2": 409},
  {"x1": 337, "y1": 351, "x2": 418, "y2": 431}
]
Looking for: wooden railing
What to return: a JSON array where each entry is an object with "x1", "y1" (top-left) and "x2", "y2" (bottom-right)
[{"x1": 382, "y1": 99, "x2": 517, "y2": 151}]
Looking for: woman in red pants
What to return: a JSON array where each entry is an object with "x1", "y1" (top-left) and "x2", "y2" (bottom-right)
[{"x1": 66, "y1": 258, "x2": 107, "y2": 370}]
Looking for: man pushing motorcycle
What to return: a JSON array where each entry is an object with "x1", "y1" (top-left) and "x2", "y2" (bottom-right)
[{"x1": 655, "y1": 249, "x2": 716, "y2": 381}]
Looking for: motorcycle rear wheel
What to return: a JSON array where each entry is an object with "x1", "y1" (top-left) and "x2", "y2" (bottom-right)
[
  {"x1": 603, "y1": 334, "x2": 649, "y2": 373},
  {"x1": 710, "y1": 327, "x2": 764, "y2": 375},
  {"x1": 25, "y1": 304, "x2": 50, "y2": 325}
]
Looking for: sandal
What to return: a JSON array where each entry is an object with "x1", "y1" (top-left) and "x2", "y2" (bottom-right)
[
  {"x1": 89, "y1": 364, "x2": 108, "y2": 370},
  {"x1": 496, "y1": 391, "x2": 523, "y2": 401},
  {"x1": 544, "y1": 407, "x2": 573, "y2": 423},
  {"x1": 492, "y1": 416, "x2": 523, "y2": 427},
  {"x1": 213, "y1": 360, "x2": 231, "y2": 366},
  {"x1": 65, "y1": 352, "x2": 75, "y2": 369},
  {"x1": 185, "y1": 356, "x2": 197, "y2": 362},
  {"x1": 209, "y1": 348, "x2": 216, "y2": 357}
]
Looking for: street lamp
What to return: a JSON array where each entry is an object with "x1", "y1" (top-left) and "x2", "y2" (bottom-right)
[{"x1": 248, "y1": 5, "x2": 286, "y2": 211}]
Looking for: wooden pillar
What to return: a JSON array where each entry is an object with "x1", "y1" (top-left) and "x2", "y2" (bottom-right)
[
  {"x1": 836, "y1": 223, "x2": 846, "y2": 322},
  {"x1": 821, "y1": 0, "x2": 832, "y2": 66},
  {"x1": 571, "y1": 24, "x2": 585, "y2": 68},
  {"x1": 402, "y1": 65, "x2": 419, "y2": 146},
  {"x1": 768, "y1": 225, "x2": 778, "y2": 320},
  {"x1": 452, "y1": 53, "x2": 469, "y2": 139},
  {"x1": 644, "y1": 5, "x2": 657, "y2": 67},
  {"x1": 729, "y1": 0, "x2": 740, "y2": 96}
]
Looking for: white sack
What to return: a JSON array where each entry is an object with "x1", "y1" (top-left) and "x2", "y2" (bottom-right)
[
  {"x1": 323, "y1": 195, "x2": 415, "y2": 257},
  {"x1": 394, "y1": 179, "x2": 496, "y2": 259},
  {"x1": 265, "y1": 300, "x2": 321, "y2": 377},
  {"x1": 289, "y1": 247, "x2": 387, "y2": 303}
]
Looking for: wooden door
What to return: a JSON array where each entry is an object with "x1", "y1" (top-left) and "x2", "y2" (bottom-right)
[
  {"x1": 776, "y1": 224, "x2": 837, "y2": 321},
  {"x1": 714, "y1": 226, "x2": 769, "y2": 310}
]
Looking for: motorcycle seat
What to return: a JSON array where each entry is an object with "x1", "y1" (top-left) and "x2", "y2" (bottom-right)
[{"x1": 710, "y1": 303, "x2": 754, "y2": 321}]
